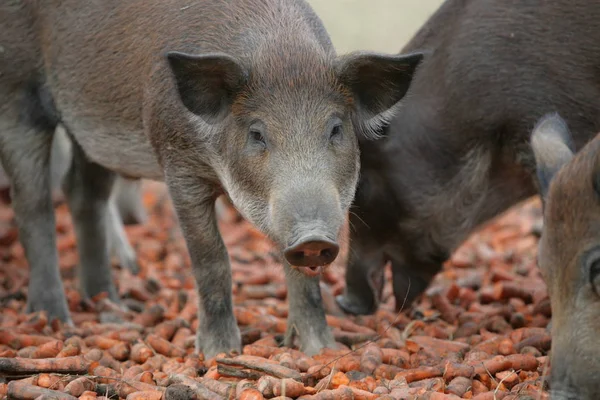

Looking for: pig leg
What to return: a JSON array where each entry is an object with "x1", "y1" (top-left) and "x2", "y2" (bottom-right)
[
  {"x1": 106, "y1": 196, "x2": 140, "y2": 275},
  {"x1": 113, "y1": 176, "x2": 148, "y2": 225},
  {"x1": 0, "y1": 108, "x2": 71, "y2": 323},
  {"x1": 336, "y1": 247, "x2": 386, "y2": 316},
  {"x1": 284, "y1": 265, "x2": 335, "y2": 355},
  {"x1": 167, "y1": 178, "x2": 241, "y2": 358},
  {"x1": 62, "y1": 139, "x2": 119, "y2": 302},
  {"x1": 390, "y1": 259, "x2": 438, "y2": 311},
  {"x1": 336, "y1": 217, "x2": 387, "y2": 315}
]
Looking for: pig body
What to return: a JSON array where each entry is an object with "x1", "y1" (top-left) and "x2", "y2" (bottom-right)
[
  {"x1": 531, "y1": 114, "x2": 600, "y2": 399},
  {"x1": 337, "y1": 0, "x2": 600, "y2": 315},
  {"x1": 0, "y1": 0, "x2": 422, "y2": 357}
]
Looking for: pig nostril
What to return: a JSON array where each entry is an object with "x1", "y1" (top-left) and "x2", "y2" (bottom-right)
[
  {"x1": 283, "y1": 239, "x2": 340, "y2": 267},
  {"x1": 320, "y1": 248, "x2": 333, "y2": 260}
]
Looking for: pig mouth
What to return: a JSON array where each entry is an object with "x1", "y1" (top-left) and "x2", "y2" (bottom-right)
[{"x1": 294, "y1": 265, "x2": 328, "y2": 277}]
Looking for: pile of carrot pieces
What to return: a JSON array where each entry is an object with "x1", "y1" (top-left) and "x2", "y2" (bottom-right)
[{"x1": 0, "y1": 182, "x2": 550, "y2": 399}]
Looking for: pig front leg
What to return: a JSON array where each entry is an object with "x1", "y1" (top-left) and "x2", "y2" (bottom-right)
[
  {"x1": 284, "y1": 265, "x2": 335, "y2": 355},
  {"x1": 0, "y1": 107, "x2": 70, "y2": 323},
  {"x1": 167, "y1": 177, "x2": 241, "y2": 358},
  {"x1": 62, "y1": 140, "x2": 120, "y2": 302}
]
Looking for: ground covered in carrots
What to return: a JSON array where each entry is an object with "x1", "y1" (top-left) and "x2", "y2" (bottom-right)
[{"x1": 0, "y1": 182, "x2": 551, "y2": 400}]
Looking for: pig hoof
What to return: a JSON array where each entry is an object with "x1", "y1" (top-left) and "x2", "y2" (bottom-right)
[
  {"x1": 284, "y1": 323, "x2": 335, "y2": 356},
  {"x1": 335, "y1": 294, "x2": 376, "y2": 316},
  {"x1": 299, "y1": 333, "x2": 335, "y2": 356},
  {"x1": 120, "y1": 208, "x2": 148, "y2": 226},
  {"x1": 26, "y1": 296, "x2": 73, "y2": 326},
  {"x1": 196, "y1": 326, "x2": 242, "y2": 360},
  {"x1": 118, "y1": 253, "x2": 141, "y2": 275}
]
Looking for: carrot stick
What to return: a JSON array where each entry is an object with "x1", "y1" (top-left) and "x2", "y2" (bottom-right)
[
  {"x1": 443, "y1": 362, "x2": 475, "y2": 381},
  {"x1": 7, "y1": 380, "x2": 77, "y2": 400},
  {"x1": 56, "y1": 343, "x2": 81, "y2": 358},
  {"x1": 125, "y1": 390, "x2": 164, "y2": 400},
  {"x1": 130, "y1": 343, "x2": 154, "y2": 364},
  {"x1": 145, "y1": 334, "x2": 186, "y2": 358},
  {"x1": 132, "y1": 305, "x2": 165, "y2": 327},
  {"x1": 272, "y1": 378, "x2": 305, "y2": 398},
  {"x1": 27, "y1": 340, "x2": 64, "y2": 359},
  {"x1": 325, "y1": 316, "x2": 378, "y2": 335},
  {"x1": 64, "y1": 377, "x2": 97, "y2": 397},
  {"x1": 514, "y1": 334, "x2": 551, "y2": 353},
  {"x1": 168, "y1": 374, "x2": 224, "y2": 400},
  {"x1": 360, "y1": 344, "x2": 382, "y2": 375},
  {"x1": 0, "y1": 331, "x2": 53, "y2": 349},
  {"x1": 446, "y1": 376, "x2": 472, "y2": 397},
  {"x1": 200, "y1": 378, "x2": 233, "y2": 399},
  {"x1": 430, "y1": 291, "x2": 460, "y2": 323},
  {"x1": 84, "y1": 336, "x2": 122, "y2": 350},
  {"x1": 394, "y1": 365, "x2": 444, "y2": 383},
  {"x1": 216, "y1": 355, "x2": 302, "y2": 380},
  {"x1": 0, "y1": 356, "x2": 90, "y2": 375},
  {"x1": 380, "y1": 348, "x2": 410, "y2": 368},
  {"x1": 153, "y1": 319, "x2": 186, "y2": 341},
  {"x1": 171, "y1": 328, "x2": 193, "y2": 349}
]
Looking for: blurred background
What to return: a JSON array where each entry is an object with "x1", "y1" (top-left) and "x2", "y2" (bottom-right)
[{"x1": 306, "y1": 0, "x2": 445, "y2": 53}]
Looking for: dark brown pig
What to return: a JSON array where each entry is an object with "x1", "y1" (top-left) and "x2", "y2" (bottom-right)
[
  {"x1": 0, "y1": 0, "x2": 423, "y2": 357},
  {"x1": 336, "y1": 0, "x2": 600, "y2": 315},
  {"x1": 531, "y1": 113, "x2": 600, "y2": 400}
]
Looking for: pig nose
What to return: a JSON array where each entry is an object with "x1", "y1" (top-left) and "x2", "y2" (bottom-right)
[{"x1": 284, "y1": 237, "x2": 340, "y2": 268}]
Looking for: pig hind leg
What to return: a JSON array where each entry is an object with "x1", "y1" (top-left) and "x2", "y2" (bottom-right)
[
  {"x1": 62, "y1": 137, "x2": 120, "y2": 302},
  {"x1": 284, "y1": 265, "x2": 335, "y2": 355},
  {"x1": 112, "y1": 177, "x2": 148, "y2": 225},
  {"x1": 336, "y1": 245, "x2": 386, "y2": 316},
  {"x1": 0, "y1": 84, "x2": 71, "y2": 323},
  {"x1": 107, "y1": 193, "x2": 140, "y2": 275}
]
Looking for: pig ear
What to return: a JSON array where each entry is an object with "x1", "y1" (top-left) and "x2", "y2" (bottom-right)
[
  {"x1": 530, "y1": 113, "x2": 575, "y2": 199},
  {"x1": 336, "y1": 50, "x2": 425, "y2": 138},
  {"x1": 166, "y1": 51, "x2": 247, "y2": 124}
]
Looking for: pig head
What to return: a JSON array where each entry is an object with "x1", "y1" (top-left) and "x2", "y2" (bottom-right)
[{"x1": 532, "y1": 113, "x2": 600, "y2": 400}]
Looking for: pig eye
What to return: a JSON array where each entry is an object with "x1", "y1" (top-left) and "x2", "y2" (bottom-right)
[
  {"x1": 590, "y1": 259, "x2": 600, "y2": 296},
  {"x1": 329, "y1": 123, "x2": 343, "y2": 141},
  {"x1": 248, "y1": 128, "x2": 266, "y2": 148}
]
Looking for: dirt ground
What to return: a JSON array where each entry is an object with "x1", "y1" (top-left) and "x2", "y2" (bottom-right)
[{"x1": 0, "y1": 180, "x2": 550, "y2": 399}]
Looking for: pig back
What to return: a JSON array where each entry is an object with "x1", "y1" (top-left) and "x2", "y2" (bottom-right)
[{"x1": 398, "y1": 0, "x2": 600, "y2": 151}]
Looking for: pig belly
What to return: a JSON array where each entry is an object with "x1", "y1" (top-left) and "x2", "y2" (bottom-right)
[{"x1": 69, "y1": 125, "x2": 164, "y2": 181}]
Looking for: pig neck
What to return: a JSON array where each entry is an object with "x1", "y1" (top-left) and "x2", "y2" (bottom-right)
[{"x1": 357, "y1": 102, "x2": 536, "y2": 259}]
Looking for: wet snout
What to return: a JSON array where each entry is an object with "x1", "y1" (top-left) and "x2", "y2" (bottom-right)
[{"x1": 284, "y1": 236, "x2": 339, "y2": 276}]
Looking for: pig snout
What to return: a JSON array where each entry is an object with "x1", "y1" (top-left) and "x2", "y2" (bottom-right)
[
  {"x1": 284, "y1": 236, "x2": 340, "y2": 275},
  {"x1": 271, "y1": 185, "x2": 345, "y2": 277}
]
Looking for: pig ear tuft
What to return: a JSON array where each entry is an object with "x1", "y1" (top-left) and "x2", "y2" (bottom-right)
[
  {"x1": 337, "y1": 50, "x2": 426, "y2": 139},
  {"x1": 167, "y1": 51, "x2": 247, "y2": 124},
  {"x1": 530, "y1": 112, "x2": 575, "y2": 199}
]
